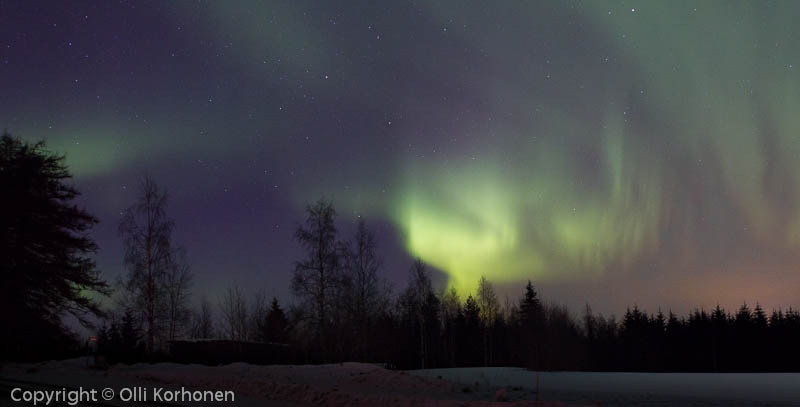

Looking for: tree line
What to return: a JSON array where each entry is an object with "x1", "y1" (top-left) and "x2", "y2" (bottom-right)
[
  {"x1": 2, "y1": 132, "x2": 800, "y2": 372},
  {"x1": 284, "y1": 198, "x2": 800, "y2": 372}
]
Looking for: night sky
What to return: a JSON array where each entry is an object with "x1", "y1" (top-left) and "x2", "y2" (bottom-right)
[{"x1": 3, "y1": 1, "x2": 800, "y2": 316}]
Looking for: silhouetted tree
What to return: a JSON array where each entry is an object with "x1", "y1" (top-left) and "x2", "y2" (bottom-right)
[
  {"x1": 399, "y1": 259, "x2": 436, "y2": 368},
  {"x1": 250, "y1": 290, "x2": 269, "y2": 342},
  {"x1": 275, "y1": 199, "x2": 800, "y2": 372},
  {"x1": 219, "y1": 286, "x2": 248, "y2": 341},
  {"x1": 519, "y1": 280, "x2": 543, "y2": 320},
  {"x1": 518, "y1": 280, "x2": 543, "y2": 369},
  {"x1": 594, "y1": 313, "x2": 620, "y2": 370},
  {"x1": 542, "y1": 303, "x2": 585, "y2": 370},
  {"x1": 709, "y1": 305, "x2": 728, "y2": 372},
  {"x1": 476, "y1": 275, "x2": 498, "y2": 366},
  {"x1": 440, "y1": 286, "x2": 461, "y2": 366},
  {"x1": 732, "y1": 303, "x2": 754, "y2": 371},
  {"x1": 190, "y1": 297, "x2": 215, "y2": 339},
  {"x1": 119, "y1": 175, "x2": 185, "y2": 354},
  {"x1": 97, "y1": 309, "x2": 143, "y2": 364},
  {"x1": 421, "y1": 289, "x2": 441, "y2": 368},
  {"x1": 118, "y1": 309, "x2": 144, "y2": 363},
  {"x1": 584, "y1": 303, "x2": 596, "y2": 341},
  {"x1": 0, "y1": 132, "x2": 110, "y2": 360},
  {"x1": 266, "y1": 297, "x2": 289, "y2": 343},
  {"x1": 291, "y1": 198, "x2": 340, "y2": 358},
  {"x1": 584, "y1": 303, "x2": 598, "y2": 369},
  {"x1": 734, "y1": 303, "x2": 752, "y2": 327},
  {"x1": 164, "y1": 248, "x2": 192, "y2": 341},
  {"x1": 460, "y1": 294, "x2": 482, "y2": 366},
  {"x1": 341, "y1": 218, "x2": 386, "y2": 359},
  {"x1": 664, "y1": 311, "x2": 684, "y2": 371}
]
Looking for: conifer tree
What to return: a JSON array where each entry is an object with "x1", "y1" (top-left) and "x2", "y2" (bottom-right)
[
  {"x1": 0, "y1": 133, "x2": 109, "y2": 360},
  {"x1": 266, "y1": 297, "x2": 289, "y2": 343}
]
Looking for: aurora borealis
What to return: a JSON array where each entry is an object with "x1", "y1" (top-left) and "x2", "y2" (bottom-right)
[{"x1": 3, "y1": 1, "x2": 800, "y2": 315}]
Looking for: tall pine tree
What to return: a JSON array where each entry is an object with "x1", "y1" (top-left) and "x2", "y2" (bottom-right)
[{"x1": 0, "y1": 133, "x2": 109, "y2": 360}]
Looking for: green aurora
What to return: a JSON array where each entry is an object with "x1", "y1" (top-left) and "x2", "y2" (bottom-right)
[
  {"x1": 381, "y1": 2, "x2": 800, "y2": 293},
  {"x1": 4, "y1": 1, "x2": 800, "y2": 309}
]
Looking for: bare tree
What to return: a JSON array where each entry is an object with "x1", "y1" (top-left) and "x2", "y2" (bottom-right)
[
  {"x1": 441, "y1": 286, "x2": 461, "y2": 322},
  {"x1": 477, "y1": 275, "x2": 498, "y2": 366},
  {"x1": 440, "y1": 286, "x2": 461, "y2": 366},
  {"x1": 119, "y1": 175, "x2": 176, "y2": 354},
  {"x1": 477, "y1": 276, "x2": 498, "y2": 325},
  {"x1": 219, "y1": 286, "x2": 248, "y2": 341},
  {"x1": 164, "y1": 248, "x2": 192, "y2": 341},
  {"x1": 249, "y1": 290, "x2": 269, "y2": 342},
  {"x1": 342, "y1": 218, "x2": 386, "y2": 359},
  {"x1": 403, "y1": 258, "x2": 434, "y2": 368},
  {"x1": 291, "y1": 198, "x2": 341, "y2": 354},
  {"x1": 190, "y1": 297, "x2": 215, "y2": 339}
]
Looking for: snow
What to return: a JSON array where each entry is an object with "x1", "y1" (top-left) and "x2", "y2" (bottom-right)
[
  {"x1": 2, "y1": 359, "x2": 485, "y2": 406},
  {"x1": 3, "y1": 359, "x2": 799, "y2": 406},
  {"x1": 412, "y1": 367, "x2": 800, "y2": 406}
]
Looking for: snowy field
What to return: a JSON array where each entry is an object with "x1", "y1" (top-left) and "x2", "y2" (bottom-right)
[
  {"x1": 2, "y1": 359, "x2": 799, "y2": 406},
  {"x1": 413, "y1": 367, "x2": 800, "y2": 406}
]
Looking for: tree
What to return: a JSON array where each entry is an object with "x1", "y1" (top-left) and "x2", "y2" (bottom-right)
[
  {"x1": 342, "y1": 218, "x2": 385, "y2": 359},
  {"x1": 266, "y1": 297, "x2": 289, "y2": 343},
  {"x1": 476, "y1": 275, "x2": 498, "y2": 365},
  {"x1": 219, "y1": 286, "x2": 248, "y2": 341},
  {"x1": 753, "y1": 303, "x2": 768, "y2": 330},
  {"x1": 710, "y1": 305, "x2": 728, "y2": 372},
  {"x1": 751, "y1": 303, "x2": 768, "y2": 370},
  {"x1": 477, "y1": 276, "x2": 498, "y2": 327},
  {"x1": 108, "y1": 310, "x2": 142, "y2": 363},
  {"x1": 584, "y1": 303, "x2": 596, "y2": 341},
  {"x1": 0, "y1": 132, "x2": 110, "y2": 360},
  {"x1": 519, "y1": 280, "x2": 543, "y2": 325},
  {"x1": 117, "y1": 309, "x2": 143, "y2": 363},
  {"x1": 164, "y1": 248, "x2": 192, "y2": 341},
  {"x1": 541, "y1": 303, "x2": 585, "y2": 370},
  {"x1": 97, "y1": 309, "x2": 143, "y2": 364},
  {"x1": 396, "y1": 258, "x2": 438, "y2": 368},
  {"x1": 119, "y1": 175, "x2": 183, "y2": 354},
  {"x1": 250, "y1": 290, "x2": 269, "y2": 342},
  {"x1": 518, "y1": 280, "x2": 543, "y2": 368},
  {"x1": 440, "y1": 286, "x2": 461, "y2": 366},
  {"x1": 734, "y1": 303, "x2": 752, "y2": 327},
  {"x1": 408, "y1": 259, "x2": 434, "y2": 368},
  {"x1": 461, "y1": 294, "x2": 482, "y2": 366},
  {"x1": 190, "y1": 297, "x2": 215, "y2": 339},
  {"x1": 291, "y1": 198, "x2": 341, "y2": 356}
]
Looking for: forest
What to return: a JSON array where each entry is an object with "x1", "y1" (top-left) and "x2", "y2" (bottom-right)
[{"x1": 3, "y1": 132, "x2": 800, "y2": 372}]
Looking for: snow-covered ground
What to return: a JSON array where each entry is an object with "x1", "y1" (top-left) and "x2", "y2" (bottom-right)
[
  {"x1": 2, "y1": 359, "x2": 799, "y2": 406},
  {"x1": 413, "y1": 367, "x2": 800, "y2": 406},
  {"x1": 1, "y1": 359, "x2": 499, "y2": 406}
]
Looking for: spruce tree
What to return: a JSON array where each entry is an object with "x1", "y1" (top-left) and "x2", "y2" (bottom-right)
[
  {"x1": 266, "y1": 297, "x2": 289, "y2": 343},
  {"x1": 0, "y1": 133, "x2": 110, "y2": 360},
  {"x1": 519, "y1": 280, "x2": 543, "y2": 324}
]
